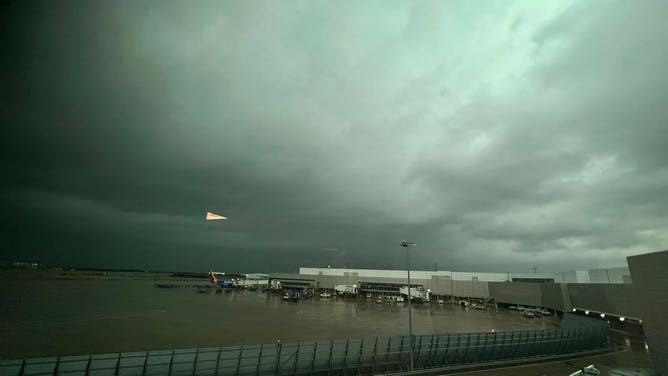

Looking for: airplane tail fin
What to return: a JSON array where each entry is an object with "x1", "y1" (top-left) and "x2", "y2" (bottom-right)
[{"x1": 209, "y1": 271, "x2": 218, "y2": 284}]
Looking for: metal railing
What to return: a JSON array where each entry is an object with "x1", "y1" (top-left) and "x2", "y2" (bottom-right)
[{"x1": 1, "y1": 319, "x2": 611, "y2": 376}]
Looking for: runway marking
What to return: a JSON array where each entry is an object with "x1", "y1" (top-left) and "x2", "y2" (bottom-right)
[{"x1": 0, "y1": 309, "x2": 167, "y2": 330}]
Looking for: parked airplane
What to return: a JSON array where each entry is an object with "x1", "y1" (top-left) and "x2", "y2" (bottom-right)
[{"x1": 209, "y1": 271, "x2": 235, "y2": 288}]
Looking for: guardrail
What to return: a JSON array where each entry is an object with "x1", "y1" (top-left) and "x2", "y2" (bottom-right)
[{"x1": 0, "y1": 316, "x2": 612, "y2": 376}]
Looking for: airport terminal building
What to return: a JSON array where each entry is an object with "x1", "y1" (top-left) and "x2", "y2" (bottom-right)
[
  {"x1": 270, "y1": 265, "x2": 633, "y2": 307},
  {"x1": 271, "y1": 250, "x2": 668, "y2": 374}
]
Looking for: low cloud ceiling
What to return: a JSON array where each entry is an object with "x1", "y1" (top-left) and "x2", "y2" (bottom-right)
[{"x1": 2, "y1": 0, "x2": 667, "y2": 273}]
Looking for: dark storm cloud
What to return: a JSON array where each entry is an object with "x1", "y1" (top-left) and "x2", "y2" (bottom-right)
[{"x1": 2, "y1": 0, "x2": 667, "y2": 273}]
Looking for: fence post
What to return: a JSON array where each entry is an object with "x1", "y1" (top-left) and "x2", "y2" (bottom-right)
[
  {"x1": 255, "y1": 344, "x2": 264, "y2": 376},
  {"x1": 561, "y1": 328, "x2": 568, "y2": 353},
  {"x1": 85, "y1": 355, "x2": 92, "y2": 376},
  {"x1": 548, "y1": 329, "x2": 554, "y2": 353},
  {"x1": 328, "y1": 340, "x2": 334, "y2": 371},
  {"x1": 342, "y1": 339, "x2": 350, "y2": 374},
  {"x1": 454, "y1": 334, "x2": 460, "y2": 364},
  {"x1": 371, "y1": 337, "x2": 378, "y2": 367},
  {"x1": 211, "y1": 348, "x2": 222, "y2": 376},
  {"x1": 501, "y1": 331, "x2": 507, "y2": 359},
  {"x1": 385, "y1": 337, "x2": 392, "y2": 361},
  {"x1": 440, "y1": 335, "x2": 450, "y2": 365},
  {"x1": 293, "y1": 342, "x2": 301, "y2": 373},
  {"x1": 456, "y1": 334, "x2": 463, "y2": 363},
  {"x1": 479, "y1": 333, "x2": 486, "y2": 362},
  {"x1": 465, "y1": 334, "x2": 473, "y2": 363},
  {"x1": 429, "y1": 335, "x2": 440, "y2": 367},
  {"x1": 192, "y1": 348, "x2": 199, "y2": 376},
  {"x1": 425, "y1": 335, "x2": 434, "y2": 367},
  {"x1": 52, "y1": 356, "x2": 60, "y2": 376},
  {"x1": 142, "y1": 352, "x2": 149, "y2": 376},
  {"x1": 167, "y1": 350, "x2": 175, "y2": 376},
  {"x1": 503, "y1": 332, "x2": 515, "y2": 358},
  {"x1": 559, "y1": 329, "x2": 566, "y2": 354},
  {"x1": 509, "y1": 331, "x2": 516, "y2": 358},
  {"x1": 234, "y1": 346, "x2": 241, "y2": 376},
  {"x1": 114, "y1": 353, "x2": 121, "y2": 376},
  {"x1": 18, "y1": 359, "x2": 26, "y2": 376},
  {"x1": 310, "y1": 342, "x2": 318, "y2": 374},
  {"x1": 486, "y1": 333, "x2": 493, "y2": 361},
  {"x1": 274, "y1": 342, "x2": 282, "y2": 374},
  {"x1": 567, "y1": 328, "x2": 575, "y2": 352},
  {"x1": 428, "y1": 335, "x2": 435, "y2": 360}
]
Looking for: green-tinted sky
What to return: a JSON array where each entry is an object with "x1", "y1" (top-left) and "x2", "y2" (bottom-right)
[{"x1": 2, "y1": 0, "x2": 667, "y2": 273}]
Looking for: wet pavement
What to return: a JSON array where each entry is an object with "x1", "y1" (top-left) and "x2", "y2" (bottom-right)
[{"x1": 0, "y1": 278, "x2": 557, "y2": 358}]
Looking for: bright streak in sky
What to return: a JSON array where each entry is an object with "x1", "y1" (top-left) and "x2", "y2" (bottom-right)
[{"x1": 206, "y1": 212, "x2": 228, "y2": 220}]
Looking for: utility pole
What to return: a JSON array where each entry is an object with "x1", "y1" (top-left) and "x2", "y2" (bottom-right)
[{"x1": 401, "y1": 240, "x2": 416, "y2": 371}]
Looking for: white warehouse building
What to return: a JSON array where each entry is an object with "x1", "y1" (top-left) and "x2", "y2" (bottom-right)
[
  {"x1": 298, "y1": 266, "x2": 631, "y2": 284},
  {"x1": 269, "y1": 265, "x2": 631, "y2": 303}
]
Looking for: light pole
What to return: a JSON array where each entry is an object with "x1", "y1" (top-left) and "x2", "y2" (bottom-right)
[{"x1": 401, "y1": 240, "x2": 416, "y2": 370}]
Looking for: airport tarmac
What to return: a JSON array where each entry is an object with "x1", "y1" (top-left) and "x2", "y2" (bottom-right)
[{"x1": 1, "y1": 275, "x2": 556, "y2": 359}]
